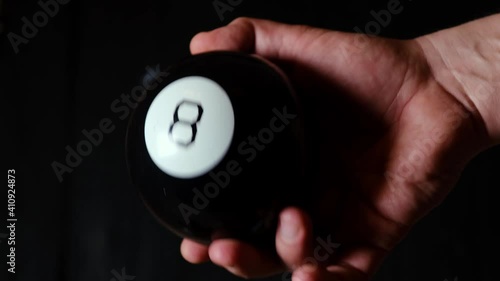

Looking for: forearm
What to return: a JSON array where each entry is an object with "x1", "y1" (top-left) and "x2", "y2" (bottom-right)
[{"x1": 416, "y1": 14, "x2": 500, "y2": 146}]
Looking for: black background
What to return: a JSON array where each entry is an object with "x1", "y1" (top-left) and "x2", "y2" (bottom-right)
[{"x1": 2, "y1": 0, "x2": 500, "y2": 281}]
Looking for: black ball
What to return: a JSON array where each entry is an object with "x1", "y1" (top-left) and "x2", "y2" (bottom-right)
[{"x1": 126, "y1": 51, "x2": 307, "y2": 248}]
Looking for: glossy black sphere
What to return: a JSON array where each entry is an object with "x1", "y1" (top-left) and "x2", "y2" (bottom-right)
[{"x1": 126, "y1": 51, "x2": 306, "y2": 248}]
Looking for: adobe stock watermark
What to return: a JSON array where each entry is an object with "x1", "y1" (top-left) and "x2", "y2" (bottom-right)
[
  {"x1": 110, "y1": 267, "x2": 135, "y2": 281},
  {"x1": 281, "y1": 234, "x2": 341, "y2": 281},
  {"x1": 213, "y1": 0, "x2": 244, "y2": 21},
  {"x1": 178, "y1": 106, "x2": 297, "y2": 224},
  {"x1": 51, "y1": 65, "x2": 169, "y2": 183},
  {"x1": 7, "y1": 0, "x2": 72, "y2": 54}
]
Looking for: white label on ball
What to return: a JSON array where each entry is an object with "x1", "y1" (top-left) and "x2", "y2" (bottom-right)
[{"x1": 144, "y1": 76, "x2": 235, "y2": 179}]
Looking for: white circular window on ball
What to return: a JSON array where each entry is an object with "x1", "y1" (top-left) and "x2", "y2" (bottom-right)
[{"x1": 144, "y1": 76, "x2": 235, "y2": 179}]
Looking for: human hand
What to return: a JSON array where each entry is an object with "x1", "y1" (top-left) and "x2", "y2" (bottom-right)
[{"x1": 180, "y1": 15, "x2": 500, "y2": 281}]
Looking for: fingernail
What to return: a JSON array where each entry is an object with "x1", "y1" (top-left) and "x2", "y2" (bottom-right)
[
  {"x1": 226, "y1": 266, "x2": 250, "y2": 279},
  {"x1": 279, "y1": 212, "x2": 300, "y2": 243}
]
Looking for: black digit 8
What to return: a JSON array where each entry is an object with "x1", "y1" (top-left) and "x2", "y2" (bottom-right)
[{"x1": 169, "y1": 100, "x2": 204, "y2": 146}]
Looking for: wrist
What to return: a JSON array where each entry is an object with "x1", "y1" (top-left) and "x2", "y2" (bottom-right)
[{"x1": 415, "y1": 14, "x2": 500, "y2": 147}]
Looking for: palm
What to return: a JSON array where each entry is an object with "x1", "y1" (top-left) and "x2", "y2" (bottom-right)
[{"x1": 299, "y1": 34, "x2": 481, "y2": 276}]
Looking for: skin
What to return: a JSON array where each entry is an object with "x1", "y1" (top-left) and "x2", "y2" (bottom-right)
[{"x1": 180, "y1": 15, "x2": 500, "y2": 281}]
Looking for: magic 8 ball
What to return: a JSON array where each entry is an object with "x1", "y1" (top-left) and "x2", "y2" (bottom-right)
[{"x1": 126, "y1": 51, "x2": 306, "y2": 248}]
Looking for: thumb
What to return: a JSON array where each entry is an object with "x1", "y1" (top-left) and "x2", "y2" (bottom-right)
[
  {"x1": 189, "y1": 17, "x2": 405, "y2": 118},
  {"x1": 190, "y1": 17, "x2": 337, "y2": 59}
]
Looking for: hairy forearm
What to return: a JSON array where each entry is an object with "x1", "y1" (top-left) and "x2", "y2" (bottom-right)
[{"x1": 416, "y1": 14, "x2": 500, "y2": 146}]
